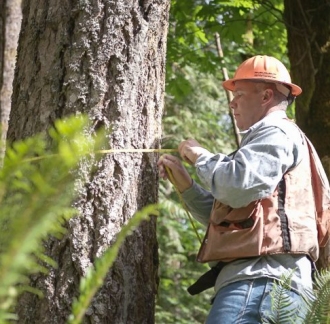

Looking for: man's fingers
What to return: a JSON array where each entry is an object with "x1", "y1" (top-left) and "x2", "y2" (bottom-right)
[
  {"x1": 178, "y1": 143, "x2": 196, "y2": 165},
  {"x1": 158, "y1": 155, "x2": 179, "y2": 180},
  {"x1": 157, "y1": 154, "x2": 193, "y2": 192},
  {"x1": 158, "y1": 154, "x2": 183, "y2": 179},
  {"x1": 162, "y1": 154, "x2": 179, "y2": 163}
]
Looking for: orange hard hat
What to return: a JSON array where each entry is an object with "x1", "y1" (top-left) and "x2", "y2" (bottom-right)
[{"x1": 222, "y1": 55, "x2": 302, "y2": 97}]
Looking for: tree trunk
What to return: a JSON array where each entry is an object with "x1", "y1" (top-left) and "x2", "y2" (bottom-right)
[
  {"x1": 284, "y1": 0, "x2": 330, "y2": 269},
  {"x1": 0, "y1": 0, "x2": 22, "y2": 162},
  {"x1": 8, "y1": 0, "x2": 170, "y2": 323}
]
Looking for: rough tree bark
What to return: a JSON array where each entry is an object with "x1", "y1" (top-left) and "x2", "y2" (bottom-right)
[
  {"x1": 0, "y1": 0, "x2": 22, "y2": 161},
  {"x1": 284, "y1": 0, "x2": 330, "y2": 269},
  {"x1": 8, "y1": 0, "x2": 170, "y2": 323}
]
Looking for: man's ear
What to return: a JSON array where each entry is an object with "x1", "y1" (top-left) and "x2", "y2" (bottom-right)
[{"x1": 262, "y1": 89, "x2": 273, "y2": 103}]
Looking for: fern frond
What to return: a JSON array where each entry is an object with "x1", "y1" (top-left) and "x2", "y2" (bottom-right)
[
  {"x1": 304, "y1": 269, "x2": 330, "y2": 324},
  {"x1": 264, "y1": 271, "x2": 304, "y2": 324},
  {"x1": 68, "y1": 204, "x2": 159, "y2": 324},
  {"x1": 0, "y1": 115, "x2": 106, "y2": 321}
]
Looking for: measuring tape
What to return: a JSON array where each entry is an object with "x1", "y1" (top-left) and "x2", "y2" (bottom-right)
[
  {"x1": 97, "y1": 148, "x2": 178, "y2": 154},
  {"x1": 164, "y1": 165, "x2": 202, "y2": 244},
  {"x1": 22, "y1": 147, "x2": 202, "y2": 242}
]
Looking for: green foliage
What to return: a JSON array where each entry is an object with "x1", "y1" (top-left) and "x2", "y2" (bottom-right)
[
  {"x1": 304, "y1": 269, "x2": 330, "y2": 324},
  {"x1": 68, "y1": 205, "x2": 158, "y2": 324},
  {"x1": 156, "y1": 198, "x2": 213, "y2": 324},
  {"x1": 164, "y1": 66, "x2": 236, "y2": 154},
  {"x1": 264, "y1": 271, "x2": 303, "y2": 324},
  {"x1": 262, "y1": 269, "x2": 330, "y2": 324},
  {"x1": 0, "y1": 115, "x2": 105, "y2": 322},
  {"x1": 167, "y1": 0, "x2": 289, "y2": 98}
]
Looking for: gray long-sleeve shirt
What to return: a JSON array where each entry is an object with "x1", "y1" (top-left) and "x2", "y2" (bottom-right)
[{"x1": 182, "y1": 110, "x2": 313, "y2": 295}]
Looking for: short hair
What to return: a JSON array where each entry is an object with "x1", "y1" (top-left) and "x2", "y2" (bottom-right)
[{"x1": 254, "y1": 82, "x2": 289, "y2": 110}]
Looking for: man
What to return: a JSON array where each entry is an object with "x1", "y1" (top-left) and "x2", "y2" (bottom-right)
[{"x1": 158, "y1": 55, "x2": 324, "y2": 323}]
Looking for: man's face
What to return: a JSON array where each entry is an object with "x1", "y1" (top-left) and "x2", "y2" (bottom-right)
[{"x1": 230, "y1": 80, "x2": 267, "y2": 131}]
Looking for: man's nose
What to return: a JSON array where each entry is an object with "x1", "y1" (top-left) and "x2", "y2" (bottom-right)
[{"x1": 229, "y1": 98, "x2": 236, "y2": 110}]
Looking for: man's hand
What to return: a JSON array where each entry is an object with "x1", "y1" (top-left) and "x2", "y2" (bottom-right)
[
  {"x1": 178, "y1": 139, "x2": 210, "y2": 165},
  {"x1": 157, "y1": 154, "x2": 193, "y2": 193}
]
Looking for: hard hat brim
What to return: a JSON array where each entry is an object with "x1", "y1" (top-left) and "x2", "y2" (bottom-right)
[{"x1": 222, "y1": 78, "x2": 302, "y2": 97}]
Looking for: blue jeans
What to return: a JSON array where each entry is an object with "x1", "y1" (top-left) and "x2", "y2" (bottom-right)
[{"x1": 206, "y1": 277, "x2": 305, "y2": 324}]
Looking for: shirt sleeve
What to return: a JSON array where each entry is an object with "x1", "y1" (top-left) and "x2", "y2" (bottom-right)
[
  {"x1": 181, "y1": 180, "x2": 214, "y2": 226},
  {"x1": 195, "y1": 125, "x2": 298, "y2": 208}
]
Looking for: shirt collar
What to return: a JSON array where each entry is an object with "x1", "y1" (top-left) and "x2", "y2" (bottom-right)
[{"x1": 240, "y1": 110, "x2": 288, "y2": 135}]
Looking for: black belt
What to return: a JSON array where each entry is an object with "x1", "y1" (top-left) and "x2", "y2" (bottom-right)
[{"x1": 187, "y1": 261, "x2": 228, "y2": 295}]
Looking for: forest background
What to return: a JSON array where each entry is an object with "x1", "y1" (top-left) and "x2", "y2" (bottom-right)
[{"x1": 0, "y1": 0, "x2": 330, "y2": 323}]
